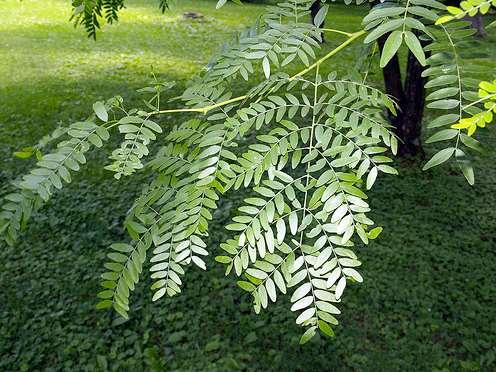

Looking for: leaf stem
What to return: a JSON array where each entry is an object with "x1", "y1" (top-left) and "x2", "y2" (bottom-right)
[
  {"x1": 150, "y1": 95, "x2": 248, "y2": 115},
  {"x1": 462, "y1": 93, "x2": 496, "y2": 110},
  {"x1": 321, "y1": 28, "x2": 353, "y2": 37},
  {"x1": 148, "y1": 30, "x2": 366, "y2": 117},
  {"x1": 289, "y1": 30, "x2": 366, "y2": 81}
]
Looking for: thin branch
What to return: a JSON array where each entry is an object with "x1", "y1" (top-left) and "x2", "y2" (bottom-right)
[
  {"x1": 289, "y1": 30, "x2": 366, "y2": 81},
  {"x1": 321, "y1": 28, "x2": 353, "y2": 37},
  {"x1": 147, "y1": 30, "x2": 366, "y2": 117},
  {"x1": 149, "y1": 95, "x2": 248, "y2": 115}
]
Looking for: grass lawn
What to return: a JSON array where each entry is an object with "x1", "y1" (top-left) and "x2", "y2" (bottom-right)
[{"x1": 1, "y1": 0, "x2": 496, "y2": 370}]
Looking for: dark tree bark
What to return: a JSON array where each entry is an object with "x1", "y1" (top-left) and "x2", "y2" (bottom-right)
[
  {"x1": 376, "y1": 33, "x2": 428, "y2": 156},
  {"x1": 466, "y1": 13, "x2": 487, "y2": 38},
  {"x1": 368, "y1": 1, "x2": 425, "y2": 156},
  {"x1": 398, "y1": 49, "x2": 427, "y2": 155}
]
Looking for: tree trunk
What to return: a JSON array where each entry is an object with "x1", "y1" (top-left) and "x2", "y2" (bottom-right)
[
  {"x1": 374, "y1": 8, "x2": 484, "y2": 156},
  {"x1": 397, "y1": 49, "x2": 427, "y2": 156},
  {"x1": 376, "y1": 36, "x2": 404, "y2": 120},
  {"x1": 466, "y1": 13, "x2": 487, "y2": 38},
  {"x1": 377, "y1": 35, "x2": 426, "y2": 156}
]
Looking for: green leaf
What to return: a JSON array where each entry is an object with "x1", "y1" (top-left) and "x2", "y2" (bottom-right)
[
  {"x1": 363, "y1": 7, "x2": 405, "y2": 24},
  {"x1": 366, "y1": 167, "x2": 378, "y2": 190},
  {"x1": 426, "y1": 87, "x2": 459, "y2": 101},
  {"x1": 380, "y1": 31, "x2": 403, "y2": 68},
  {"x1": 14, "y1": 149, "x2": 34, "y2": 159},
  {"x1": 460, "y1": 134, "x2": 483, "y2": 152},
  {"x1": 335, "y1": 277, "x2": 346, "y2": 300},
  {"x1": 216, "y1": 0, "x2": 227, "y2": 9},
  {"x1": 273, "y1": 270, "x2": 286, "y2": 294},
  {"x1": 262, "y1": 57, "x2": 270, "y2": 79},
  {"x1": 411, "y1": 0, "x2": 446, "y2": 10},
  {"x1": 265, "y1": 278, "x2": 277, "y2": 302},
  {"x1": 422, "y1": 147, "x2": 455, "y2": 170},
  {"x1": 111, "y1": 243, "x2": 133, "y2": 253},
  {"x1": 96, "y1": 300, "x2": 113, "y2": 309},
  {"x1": 404, "y1": 31, "x2": 426, "y2": 66},
  {"x1": 364, "y1": 19, "x2": 403, "y2": 44},
  {"x1": 291, "y1": 282, "x2": 311, "y2": 302},
  {"x1": 427, "y1": 114, "x2": 459, "y2": 129},
  {"x1": 407, "y1": 5, "x2": 439, "y2": 21},
  {"x1": 460, "y1": 163, "x2": 475, "y2": 185},
  {"x1": 108, "y1": 252, "x2": 128, "y2": 263},
  {"x1": 215, "y1": 256, "x2": 232, "y2": 264},
  {"x1": 118, "y1": 124, "x2": 139, "y2": 134},
  {"x1": 299, "y1": 326, "x2": 317, "y2": 345},
  {"x1": 313, "y1": 4, "x2": 329, "y2": 27},
  {"x1": 143, "y1": 120, "x2": 162, "y2": 133},
  {"x1": 425, "y1": 129, "x2": 458, "y2": 143},
  {"x1": 289, "y1": 212, "x2": 298, "y2": 235},
  {"x1": 246, "y1": 268, "x2": 268, "y2": 280},
  {"x1": 377, "y1": 165, "x2": 398, "y2": 175},
  {"x1": 427, "y1": 99, "x2": 459, "y2": 110},
  {"x1": 88, "y1": 133, "x2": 103, "y2": 147},
  {"x1": 342, "y1": 268, "x2": 364, "y2": 283},
  {"x1": 97, "y1": 290, "x2": 114, "y2": 299},
  {"x1": 93, "y1": 101, "x2": 108, "y2": 122},
  {"x1": 425, "y1": 75, "x2": 458, "y2": 89},
  {"x1": 318, "y1": 320, "x2": 335, "y2": 338},
  {"x1": 276, "y1": 218, "x2": 286, "y2": 244},
  {"x1": 126, "y1": 220, "x2": 147, "y2": 234}
]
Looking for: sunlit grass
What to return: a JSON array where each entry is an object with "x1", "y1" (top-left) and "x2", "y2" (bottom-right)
[{"x1": 0, "y1": 0, "x2": 268, "y2": 178}]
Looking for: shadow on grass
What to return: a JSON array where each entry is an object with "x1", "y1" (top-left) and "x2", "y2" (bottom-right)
[{"x1": 1, "y1": 146, "x2": 495, "y2": 370}]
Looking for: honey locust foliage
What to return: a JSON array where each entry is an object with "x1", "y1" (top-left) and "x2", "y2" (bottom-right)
[
  {"x1": 436, "y1": 0, "x2": 496, "y2": 26},
  {"x1": 364, "y1": 0, "x2": 496, "y2": 183},
  {"x1": 420, "y1": 1, "x2": 496, "y2": 182},
  {"x1": 71, "y1": 0, "x2": 171, "y2": 39},
  {"x1": 2, "y1": 0, "x2": 495, "y2": 345}
]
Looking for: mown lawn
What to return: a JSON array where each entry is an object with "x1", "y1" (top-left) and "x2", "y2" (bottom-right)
[{"x1": 1, "y1": 0, "x2": 496, "y2": 370}]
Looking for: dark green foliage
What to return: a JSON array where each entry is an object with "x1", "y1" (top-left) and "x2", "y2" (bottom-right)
[
  {"x1": 422, "y1": 20, "x2": 488, "y2": 181},
  {"x1": 158, "y1": 0, "x2": 170, "y2": 13},
  {"x1": 71, "y1": 0, "x2": 169, "y2": 39},
  {"x1": 2, "y1": 139, "x2": 496, "y2": 370}
]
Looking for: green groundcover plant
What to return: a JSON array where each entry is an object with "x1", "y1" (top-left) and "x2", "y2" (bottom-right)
[{"x1": 1, "y1": 0, "x2": 495, "y2": 345}]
